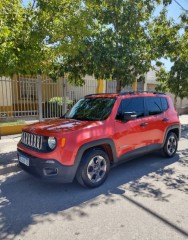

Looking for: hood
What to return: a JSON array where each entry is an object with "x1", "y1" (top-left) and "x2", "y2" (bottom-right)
[{"x1": 23, "y1": 118, "x2": 101, "y2": 135}]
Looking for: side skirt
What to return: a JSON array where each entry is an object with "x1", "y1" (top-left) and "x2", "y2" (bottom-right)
[{"x1": 113, "y1": 144, "x2": 162, "y2": 167}]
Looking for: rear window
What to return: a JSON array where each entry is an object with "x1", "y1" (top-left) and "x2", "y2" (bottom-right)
[
  {"x1": 145, "y1": 97, "x2": 163, "y2": 116},
  {"x1": 161, "y1": 97, "x2": 169, "y2": 111}
]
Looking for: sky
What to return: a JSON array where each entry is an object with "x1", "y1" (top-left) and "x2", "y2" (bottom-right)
[{"x1": 22, "y1": 0, "x2": 188, "y2": 70}]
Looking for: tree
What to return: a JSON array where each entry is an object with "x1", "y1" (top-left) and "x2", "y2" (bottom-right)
[
  {"x1": 0, "y1": 0, "x2": 91, "y2": 76},
  {"x1": 156, "y1": 61, "x2": 188, "y2": 108},
  {"x1": 155, "y1": 10, "x2": 188, "y2": 107},
  {"x1": 58, "y1": 0, "x2": 178, "y2": 92},
  {"x1": 1, "y1": 0, "x2": 179, "y2": 93},
  {"x1": 0, "y1": 0, "x2": 25, "y2": 76}
]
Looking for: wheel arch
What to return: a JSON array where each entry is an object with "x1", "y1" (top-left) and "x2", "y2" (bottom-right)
[
  {"x1": 162, "y1": 124, "x2": 181, "y2": 147},
  {"x1": 75, "y1": 139, "x2": 117, "y2": 168}
]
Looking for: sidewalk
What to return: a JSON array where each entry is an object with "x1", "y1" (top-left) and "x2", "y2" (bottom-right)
[{"x1": 179, "y1": 114, "x2": 188, "y2": 125}]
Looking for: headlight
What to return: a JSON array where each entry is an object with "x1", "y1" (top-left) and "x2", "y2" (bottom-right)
[{"x1": 48, "y1": 137, "x2": 56, "y2": 150}]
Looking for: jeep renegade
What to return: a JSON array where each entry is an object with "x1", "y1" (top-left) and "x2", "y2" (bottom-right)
[{"x1": 17, "y1": 92, "x2": 180, "y2": 188}]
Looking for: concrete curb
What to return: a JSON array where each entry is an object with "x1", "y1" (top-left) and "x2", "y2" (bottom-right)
[{"x1": 0, "y1": 124, "x2": 27, "y2": 137}]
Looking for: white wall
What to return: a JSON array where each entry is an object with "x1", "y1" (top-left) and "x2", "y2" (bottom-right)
[{"x1": 0, "y1": 76, "x2": 12, "y2": 107}]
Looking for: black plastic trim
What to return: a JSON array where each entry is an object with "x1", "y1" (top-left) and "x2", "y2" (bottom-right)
[
  {"x1": 74, "y1": 138, "x2": 117, "y2": 165},
  {"x1": 17, "y1": 149, "x2": 77, "y2": 183},
  {"x1": 162, "y1": 124, "x2": 181, "y2": 145},
  {"x1": 116, "y1": 144, "x2": 162, "y2": 166},
  {"x1": 119, "y1": 91, "x2": 166, "y2": 96}
]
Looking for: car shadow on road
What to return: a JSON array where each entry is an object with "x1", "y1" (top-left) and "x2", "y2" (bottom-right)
[
  {"x1": 0, "y1": 151, "x2": 18, "y2": 166},
  {"x1": 1, "y1": 148, "x2": 188, "y2": 239}
]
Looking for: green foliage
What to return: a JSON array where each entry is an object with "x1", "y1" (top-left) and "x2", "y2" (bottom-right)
[
  {"x1": 155, "y1": 67, "x2": 170, "y2": 92},
  {"x1": 156, "y1": 61, "x2": 188, "y2": 101},
  {"x1": 63, "y1": 0, "x2": 177, "y2": 91},
  {"x1": 0, "y1": 0, "x2": 25, "y2": 76},
  {"x1": 0, "y1": 0, "x2": 184, "y2": 93},
  {"x1": 43, "y1": 96, "x2": 73, "y2": 118},
  {"x1": 155, "y1": 7, "x2": 188, "y2": 103},
  {"x1": 169, "y1": 60, "x2": 188, "y2": 100},
  {"x1": 49, "y1": 97, "x2": 73, "y2": 106},
  {"x1": 0, "y1": 0, "x2": 91, "y2": 76},
  {"x1": 149, "y1": 8, "x2": 181, "y2": 60}
]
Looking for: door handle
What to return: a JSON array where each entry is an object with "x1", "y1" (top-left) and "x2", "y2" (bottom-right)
[
  {"x1": 162, "y1": 118, "x2": 169, "y2": 122},
  {"x1": 140, "y1": 122, "x2": 148, "y2": 127}
]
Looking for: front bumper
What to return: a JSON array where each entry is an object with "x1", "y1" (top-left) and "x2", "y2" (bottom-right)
[{"x1": 17, "y1": 149, "x2": 77, "y2": 183}]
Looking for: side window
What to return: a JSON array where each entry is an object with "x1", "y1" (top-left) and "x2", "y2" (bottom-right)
[
  {"x1": 146, "y1": 97, "x2": 163, "y2": 116},
  {"x1": 161, "y1": 97, "x2": 169, "y2": 111},
  {"x1": 116, "y1": 97, "x2": 145, "y2": 119},
  {"x1": 124, "y1": 98, "x2": 145, "y2": 118}
]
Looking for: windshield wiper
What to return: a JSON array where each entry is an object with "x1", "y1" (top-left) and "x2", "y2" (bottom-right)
[{"x1": 73, "y1": 117, "x2": 97, "y2": 121}]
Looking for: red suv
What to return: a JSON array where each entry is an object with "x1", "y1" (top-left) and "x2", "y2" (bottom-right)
[{"x1": 17, "y1": 92, "x2": 180, "y2": 188}]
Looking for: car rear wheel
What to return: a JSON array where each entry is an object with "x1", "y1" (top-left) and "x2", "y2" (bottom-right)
[
  {"x1": 162, "y1": 132, "x2": 178, "y2": 158},
  {"x1": 76, "y1": 149, "x2": 110, "y2": 188}
]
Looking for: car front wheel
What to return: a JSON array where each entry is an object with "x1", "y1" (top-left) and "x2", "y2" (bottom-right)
[{"x1": 76, "y1": 149, "x2": 110, "y2": 188}]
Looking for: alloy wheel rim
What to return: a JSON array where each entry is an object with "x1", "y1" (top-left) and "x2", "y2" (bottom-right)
[
  {"x1": 167, "y1": 135, "x2": 177, "y2": 155},
  {"x1": 87, "y1": 155, "x2": 107, "y2": 183}
]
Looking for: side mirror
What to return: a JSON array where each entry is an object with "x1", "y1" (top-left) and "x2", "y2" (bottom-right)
[{"x1": 122, "y1": 112, "x2": 137, "y2": 122}]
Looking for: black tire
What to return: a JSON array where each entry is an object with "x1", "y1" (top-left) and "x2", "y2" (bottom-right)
[
  {"x1": 162, "y1": 132, "x2": 178, "y2": 158},
  {"x1": 76, "y1": 149, "x2": 110, "y2": 188}
]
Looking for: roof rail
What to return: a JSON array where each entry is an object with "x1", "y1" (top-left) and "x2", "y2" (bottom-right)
[
  {"x1": 85, "y1": 93, "x2": 116, "y2": 97},
  {"x1": 85, "y1": 91, "x2": 166, "y2": 97},
  {"x1": 152, "y1": 91, "x2": 166, "y2": 95},
  {"x1": 119, "y1": 91, "x2": 166, "y2": 96},
  {"x1": 118, "y1": 91, "x2": 135, "y2": 95}
]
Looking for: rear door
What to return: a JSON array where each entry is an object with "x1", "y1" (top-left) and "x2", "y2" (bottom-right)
[{"x1": 144, "y1": 97, "x2": 168, "y2": 145}]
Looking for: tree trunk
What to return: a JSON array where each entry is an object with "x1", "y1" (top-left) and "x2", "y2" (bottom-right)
[
  {"x1": 174, "y1": 95, "x2": 177, "y2": 110},
  {"x1": 116, "y1": 80, "x2": 122, "y2": 93},
  {"x1": 132, "y1": 79, "x2": 137, "y2": 91}
]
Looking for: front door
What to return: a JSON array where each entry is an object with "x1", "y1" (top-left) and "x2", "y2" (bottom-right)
[{"x1": 114, "y1": 97, "x2": 150, "y2": 158}]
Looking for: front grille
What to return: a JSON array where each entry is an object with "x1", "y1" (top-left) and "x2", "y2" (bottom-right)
[{"x1": 21, "y1": 132, "x2": 43, "y2": 150}]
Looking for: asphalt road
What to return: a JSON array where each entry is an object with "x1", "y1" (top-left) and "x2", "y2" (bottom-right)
[{"x1": 0, "y1": 123, "x2": 188, "y2": 240}]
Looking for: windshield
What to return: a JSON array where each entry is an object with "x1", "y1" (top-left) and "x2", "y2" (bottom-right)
[{"x1": 64, "y1": 97, "x2": 116, "y2": 121}]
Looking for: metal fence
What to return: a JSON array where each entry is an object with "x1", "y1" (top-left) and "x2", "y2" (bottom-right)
[
  {"x1": 1, "y1": 73, "x2": 188, "y2": 121},
  {"x1": 0, "y1": 75, "x2": 39, "y2": 119},
  {"x1": 0, "y1": 75, "x2": 98, "y2": 121},
  {"x1": 67, "y1": 75, "x2": 97, "y2": 100}
]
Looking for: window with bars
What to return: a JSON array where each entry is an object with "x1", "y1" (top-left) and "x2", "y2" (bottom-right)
[{"x1": 19, "y1": 77, "x2": 37, "y2": 100}]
